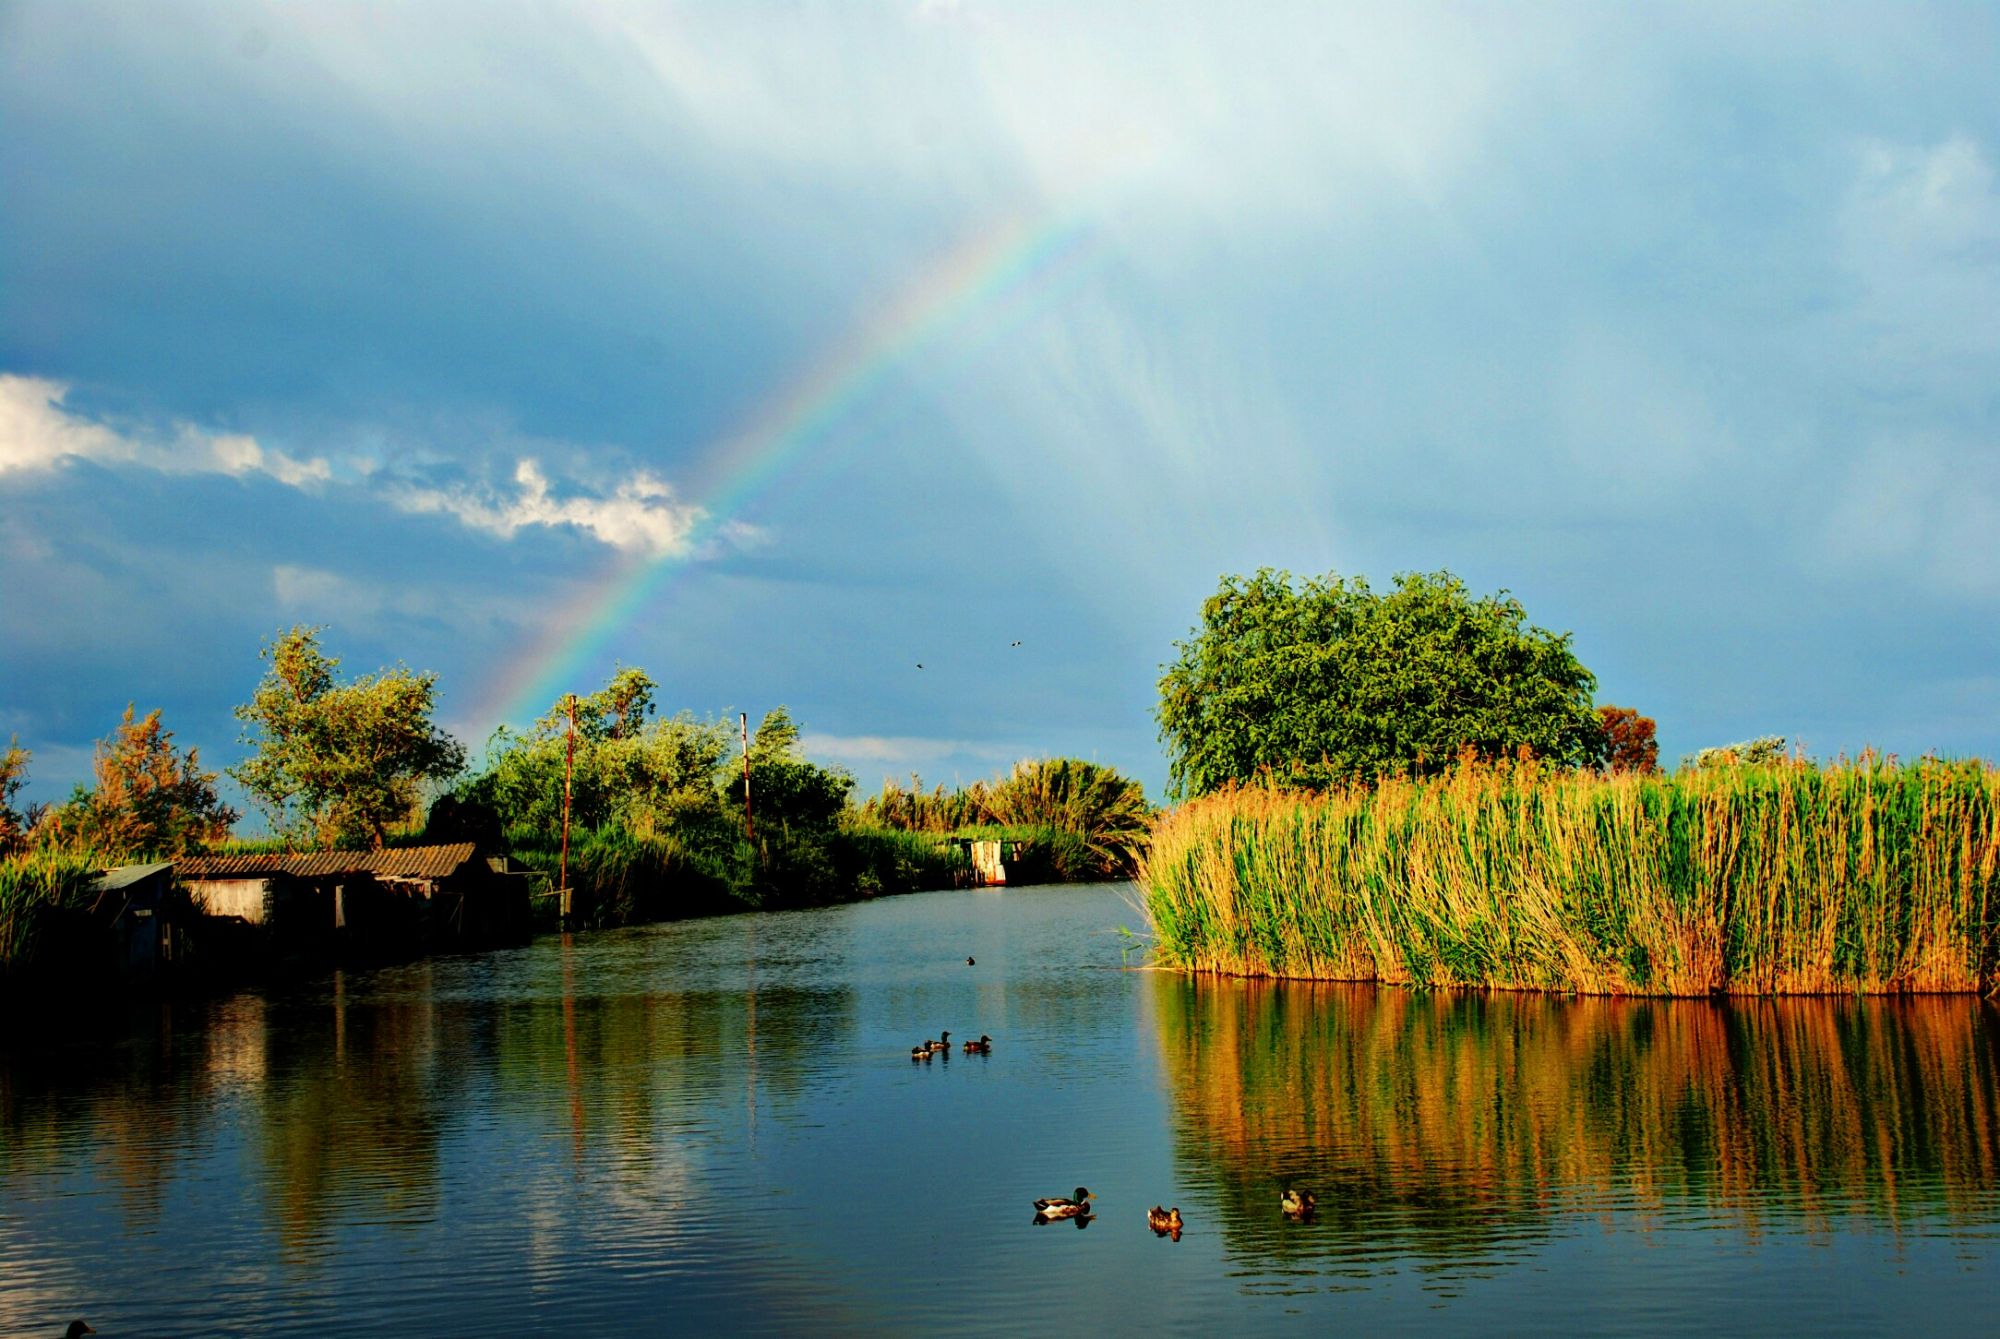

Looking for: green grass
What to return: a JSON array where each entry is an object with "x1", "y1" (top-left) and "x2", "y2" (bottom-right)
[{"x1": 1140, "y1": 757, "x2": 2000, "y2": 995}]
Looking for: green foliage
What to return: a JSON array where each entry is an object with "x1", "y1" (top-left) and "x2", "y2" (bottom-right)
[
  {"x1": 727, "y1": 707, "x2": 853, "y2": 836},
  {"x1": 1157, "y1": 569, "x2": 1603, "y2": 798},
  {"x1": 1141, "y1": 756, "x2": 2000, "y2": 995},
  {"x1": 855, "y1": 757, "x2": 1152, "y2": 879},
  {"x1": 232, "y1": 627, "x2": 466, "y2": 848},
  {"x1": 830, "y1": 826, "x2": 969, "y2": 898},
  {"x1": 466, "y1": 672, "x2": 751, "y2": 920},
  {"x1": 51, "y1": 705, "x2": 236, "y2": 857}
]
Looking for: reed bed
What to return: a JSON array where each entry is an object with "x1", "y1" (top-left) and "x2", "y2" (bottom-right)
[
  {"x1": 1140, "y1": 758, "x2": 2000, "y2": 995},
  {"x1": 0, "y1": 847, "x2": 107, "y2": 979}
]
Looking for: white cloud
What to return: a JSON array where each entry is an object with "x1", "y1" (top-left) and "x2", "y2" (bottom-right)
[
  {"x1": 1, "y1": 373, "x2": 716, "y2": 558},
  {"x1": 389, "y1": 458, "x2": 706, "y2": 557},
  {"x1": 0, "y1": 374, "x2": 331, "y2": 486}
]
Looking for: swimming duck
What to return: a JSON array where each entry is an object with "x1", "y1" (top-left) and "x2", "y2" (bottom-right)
[
  {"x1": 1281, "y1": 1188, "x2": 1317, "y2": 1219},
  {"x1": 911, "y1": 1044, "x2": 932, "y2": 1061},
  {"x1": 962, "y1": 1034, "x2": 992, "y2": 1053},
  {"x1": 926, "y1": 1031, "x2": 952, "y2": 1052},
  {"x1": 966, "y1": 956, "x2": 976, "y2": 966},
  {"x1": 1033, "y1": 1187, "x2": 1093, "y2": 1219},
  {"x1": 1147, "y1": 1205, "x2": 1183, "y2": 1234},
  {"x1": 66, "y1": 1324, "x2": 95, "y2": 1338}
]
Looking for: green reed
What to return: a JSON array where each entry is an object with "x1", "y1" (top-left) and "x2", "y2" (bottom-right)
[
  {"x1": 0, "y1": 847, "x2": 107, "y2": 978},
  {"x1": 1140, "y1": 758, "x2": 2000, "y2": 994}
]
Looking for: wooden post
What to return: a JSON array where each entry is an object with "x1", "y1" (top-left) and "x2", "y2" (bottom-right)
[
  {"x1": 559, "y1": 693, "x2": 576, "y2": 923},
  {"x1": 740, "y1": 711, "x2": 755, "y2": 845}
]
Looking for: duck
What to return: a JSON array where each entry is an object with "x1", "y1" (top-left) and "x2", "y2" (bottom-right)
[
  {"x1": 962, "y1": 1034, "x2": 992, "y2": 1053},
  {"x1": 911, "y1": 1043, "x2": 934, "y2": 1061},
  {"x1": 66, "y1": 1324, "x2": 95, "y2": 1338},
  {"x1": 966, "y1": 956, "x2": 976, "y2": 966},
  {"x1": 1033, "y1": 1186, "x2": 1093, "y2": 1219},
  {"x1": 926, "y1": 1031, "x2": 952, "y2": 1052},
  {"x1": 1147, "y1": 1205, "x2": 1183, "y2": 1235},
  {"x1": 1281, "y1": 1188, "x2": 1317, "y2": 1219}
]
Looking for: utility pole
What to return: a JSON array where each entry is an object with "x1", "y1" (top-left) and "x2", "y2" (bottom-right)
[
  {"x1": 560, "y1": 693, "x2": 577, "y2": 925},
  {"x1": 740, "y1": 711, "x2": 755, "y2": 845}
]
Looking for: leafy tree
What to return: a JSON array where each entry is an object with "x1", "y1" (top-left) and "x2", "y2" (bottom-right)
[
  {"x1": 727, "y1": 707, "x2": 852, "y2": 834},
  {"x1": 232, "y1": 626, "x2": 466, "y2": 848},
  {"x1": 1597, "y1": 705, "x2": 1660, "y2": 774},
  {"x1": 1158, "y1": 569, "x2": 1603, "y2": 797},
  {"x1": 61, "y1": 705, "x2": 237, "y2": 855},
  {"x1": 476, "y1": 670, "x2": 735, "y2": 837}
]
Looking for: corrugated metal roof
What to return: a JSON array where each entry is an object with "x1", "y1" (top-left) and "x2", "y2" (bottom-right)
[
  {"x1": 179, "y1": 843, "x2": 478, "y2": 881},
  {"x1": 89, "y1": 862, "x2": 176, "y2": 892}
]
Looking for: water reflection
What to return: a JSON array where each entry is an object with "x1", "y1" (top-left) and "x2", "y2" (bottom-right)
[{"x1": 1152, "y1": 975, "x2": 2000, "y2": 1282}]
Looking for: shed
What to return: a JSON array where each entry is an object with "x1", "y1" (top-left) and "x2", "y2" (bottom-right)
[
  {"x1": 87, "y1": 861, "x2": 181, "y2": 973},
  {"x1": 179, "y1": 842, "x2": 530, "y2": 944}
]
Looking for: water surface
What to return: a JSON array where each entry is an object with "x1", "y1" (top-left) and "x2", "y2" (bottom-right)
[{"x1": 2, "y1": 884, "x2": 1996, "y2": 1336}]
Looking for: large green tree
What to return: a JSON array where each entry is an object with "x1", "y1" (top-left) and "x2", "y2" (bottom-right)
[
  {"x1": 1158, "y1": 569, "x2": 1604, "y2": 797},
  {"x1": 233, "y1": 626, "x2": 466, "y2": 848}
]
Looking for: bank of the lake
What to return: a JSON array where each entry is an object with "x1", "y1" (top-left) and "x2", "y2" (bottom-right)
[
  {"x1": 3, "y1": 883, "x2": 1995, "y2": 1337},
  {"x1": 1141, "y1": 758, "x2": 2000, "y2": 994}
]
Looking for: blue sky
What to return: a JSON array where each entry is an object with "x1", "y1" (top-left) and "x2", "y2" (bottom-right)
[{"x1": 3, "y1": 1, "x2": 1997, "y2": 812}]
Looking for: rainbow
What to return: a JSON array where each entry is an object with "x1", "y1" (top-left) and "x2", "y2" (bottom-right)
[{"x1": 475, "y1": 209, "x2": 1102, "y2": 730}]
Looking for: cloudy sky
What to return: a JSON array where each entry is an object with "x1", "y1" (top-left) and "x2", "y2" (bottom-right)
[{"x1": 3, "y1": 1, "x2": 1997, "y2": 811}]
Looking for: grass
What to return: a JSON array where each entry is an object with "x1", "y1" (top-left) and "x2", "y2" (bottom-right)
[
  {"x1": 1139, "y1": 756, "x2": 2000, "y2": 995},
  {"x1": 0, "y1": 846, "x2": 109, "y2": 979}
]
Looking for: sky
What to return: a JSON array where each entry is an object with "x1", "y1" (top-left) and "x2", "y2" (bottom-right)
[{"x1": 3, "y1": 1, "x2": 1998, "y2": 815}]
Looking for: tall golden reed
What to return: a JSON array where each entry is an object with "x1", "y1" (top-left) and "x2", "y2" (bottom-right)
[{"x1": 1139, "y1": 758, "x2": 2000, "y2": 995}]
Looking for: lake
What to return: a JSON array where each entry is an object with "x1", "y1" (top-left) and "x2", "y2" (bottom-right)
[{"x1": 2, "y1": 883, "x2": 1997, "y2": 1336}]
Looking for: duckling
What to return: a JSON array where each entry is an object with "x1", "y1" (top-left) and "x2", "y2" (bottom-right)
[
  {"x1": 1147, "y1": 1205, "x2": 1183, "y2": 1235},
  {"x1": 962, "y1": 1034, "x2": 992, "y2": 1053},
  {"x1": 926, "y1": 1031, "x2": 952, "y2": 1052},
  {"x1": 1033, "y1": 1186, "x2": 1093, "y2": 1219},
  {"x1": 1281, "y1": 1188, "x2": 1317, "y2": 1219},
  {"x1": 66, "y1": 1323, "x2": 95, "y2": 1338}
]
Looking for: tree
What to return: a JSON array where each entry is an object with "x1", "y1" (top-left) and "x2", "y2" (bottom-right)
[
  {"x1": 232, "y1": 626, "x2": 466, "y2": 848},
  {"x1": 726, "y1": 707, "x2": 851, "y2": 834},
  {"x1": 64, "y1": 705, "x2": 237, "y2": 855},
  {"x1": 1158, "y1": 569, "x2": 1604, "y2": 797},
  {"x1": 1597, "y1": 706, "x2": 1660, "y2": 774}
]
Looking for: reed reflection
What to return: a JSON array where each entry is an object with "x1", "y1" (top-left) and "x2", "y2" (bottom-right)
[{"x1": 1153, "y1": 976, "x2": 2000, "y2": 1270}]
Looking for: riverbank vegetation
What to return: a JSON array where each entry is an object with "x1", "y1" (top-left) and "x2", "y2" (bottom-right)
[
  {"x1": 856, "y1": 757, "x2": 1152, "y2": 881},
  {"x1": 3, "y1": 626, "x2": 1150, "y2": 980},
  {"x1": 1140, "y1": 756, "x2": 2000, "y2": 995}
]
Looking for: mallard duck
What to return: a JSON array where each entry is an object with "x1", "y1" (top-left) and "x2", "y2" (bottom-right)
[
  {"x1": 962, "y1": 1034, "x2": 992, "y2": 1053},
  {"x1": 926, "y1": 1031, "x2": 952, "y2": 1052},
  {"x1": 1281, "y1": 1188, "x2": 1317, "y2": 1218},
  {"x1": 66, "y1": 1323, "x2": 95, "y2": 1339},
  {"x1": 1033, "y1": 1187, "x2": 1093, "y2": 1218},
  {"x1": 1147, "y1": 1205, "x2": 1183, "y2": 1234}
]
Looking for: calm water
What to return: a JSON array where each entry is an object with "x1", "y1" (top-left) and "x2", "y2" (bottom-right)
[{"x1": 2, "y1": 884, "x2": 1997, "y2": 1337}]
